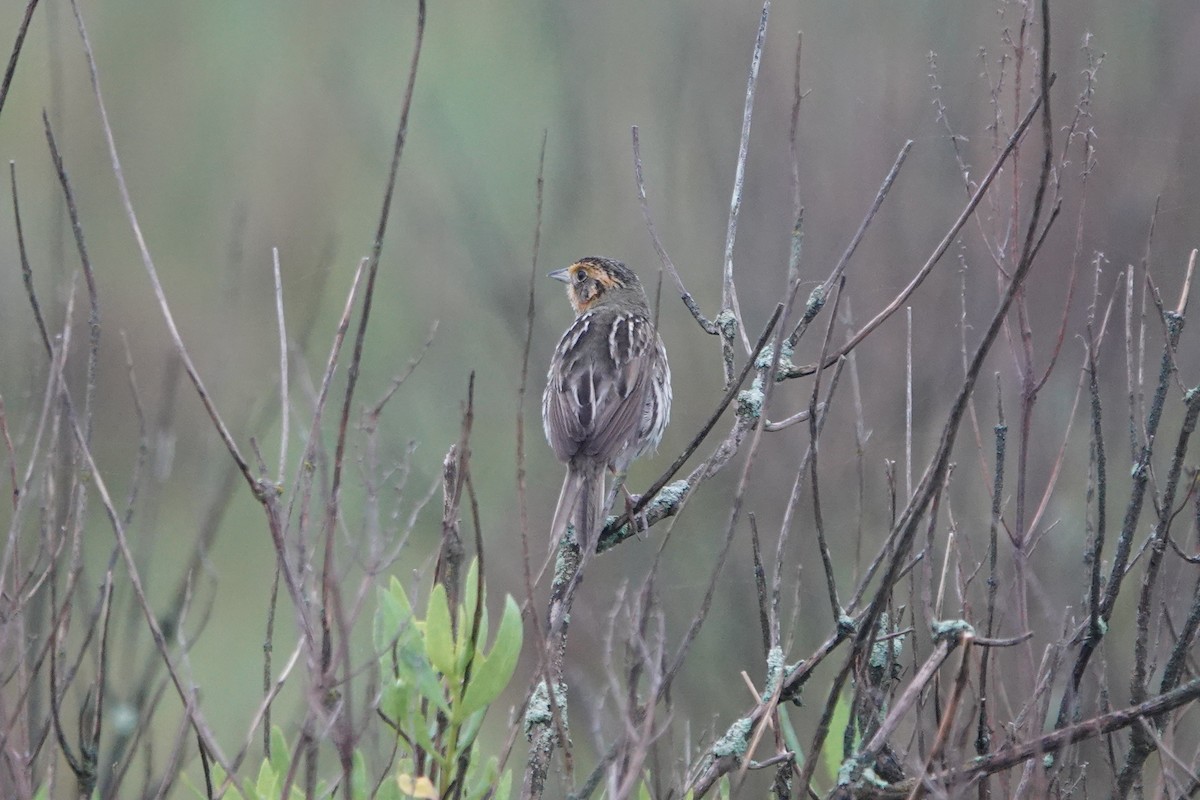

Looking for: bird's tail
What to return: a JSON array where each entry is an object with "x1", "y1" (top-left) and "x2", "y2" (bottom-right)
[{"x1": 549, "y1": 461, "x2": 606, "y2": 560}]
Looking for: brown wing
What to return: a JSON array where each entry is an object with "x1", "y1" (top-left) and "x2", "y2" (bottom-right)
[{"x1": 543, "y1": 309, "x2": 654, "y2": 466}]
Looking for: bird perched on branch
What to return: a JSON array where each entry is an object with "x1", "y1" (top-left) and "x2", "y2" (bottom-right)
[{"x1": 542, "y1": 257, "x2": 671, "y2": 559}]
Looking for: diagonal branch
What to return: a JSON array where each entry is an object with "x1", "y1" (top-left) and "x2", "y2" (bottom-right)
[
  {"x1": 782, "y1": 76, "x2": 1055, "y2": 380},
  {"x1": 68, "y1": 0, "x2": 259, "y2": 492},
  {"x1": 632, "y1": 126, "x2": 719, "y2": 336}
]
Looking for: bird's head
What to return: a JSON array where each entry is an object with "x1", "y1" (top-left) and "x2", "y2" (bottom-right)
[{"x1": 549, "y1": 257, "x2": 644, "y2": 315}]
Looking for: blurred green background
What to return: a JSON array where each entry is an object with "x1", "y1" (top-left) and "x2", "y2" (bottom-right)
[{"x1": 1, "y1": 0, "x2": 1198, "y2": 794}]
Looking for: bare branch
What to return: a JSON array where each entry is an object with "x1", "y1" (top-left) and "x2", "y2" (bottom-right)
[
  {"x1": 631, "y1": 126, "x2": 719, "y2": 336},
  {"x1": 272, "y1": 247, "x2": 289, "y2": 483},
  {"x1": 0, "y1": 0, "x2": 39, "y2": 121},
  {"x1": 784, "y1": 77, "x2": 1055, "y2": 379},
  {"x1": 719, "y1": 0, "x2": 770, "y2": 364},
  {"x1": 788, "y1": 141, "x2": 913, "y2": 346}
]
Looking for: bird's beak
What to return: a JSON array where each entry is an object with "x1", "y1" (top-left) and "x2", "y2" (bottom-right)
[{"x1": 547, "y1": 267, "x2": 571, "y2": 283}]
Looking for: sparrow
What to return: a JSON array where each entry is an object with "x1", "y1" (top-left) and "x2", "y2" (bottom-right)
[{"x1": 542, "y1": 257, "x2": 671, "y2": 557}]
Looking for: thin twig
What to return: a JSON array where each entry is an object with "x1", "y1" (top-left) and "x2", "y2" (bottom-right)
[
  {"x1": 907, "y1": 634, "x2": 974, "y2": 800},
  {"x1": 0, "y1": 0, "x2": 40, "y2": 121},
  {"x1": 719, "y1": 0, "x2": 770, "y2": 367},
  {"x1": 784, "y1": 80, "x2": 1054, "y2": 379},
  {"x1": 0, "y1": 396, "x2": 17, "y2": 510},
  {"x1": 9, "y1": 162, "x2": 53, "y2": 355},
  {"x1": 821, "y1": 42, "x2": 1059, "y2": 795},
  {"x1": 52, "y1": 328, "x2": 241, "y2": 791},
  {"x1": 939, "y1": 677, "x2": 1200, "y2": 788},
  {"x1": 632, "y1": 126, "x2": 718, "y2": 336},
  {"x1": 976, "y1": 374, "x2": 1006, "y2": 764},
  {"x1": 788, "y1": 140, "x2": 913, "y2": 346},
  {"x1": 69, "y1": 0, "x2": 259, "y2": 488},
  {"x1": 317, "y1": 0, "x2": 426, "y2": 655},
  {"x1": 501, "y1": 131, "x2": 557, "y2": 781},
  {"x1": 272, "y1": 247, "x2": 289, "y2": 483},
  {"x1": 1178, "y1": 248, "x2": 1197, "y2": 318},
  {"x1": 809, "y1": 278, "x2": 848, "y2": 625},
  {"x1": 42, "y1": 111, "x2": 100, "y2": 447},
  {"x1": 364, "y1": 321, "x2": 439, "y2": 422}
]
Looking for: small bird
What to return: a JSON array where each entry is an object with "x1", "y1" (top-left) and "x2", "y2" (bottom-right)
[{"x1": 542, "y1": 257, "x2": 672, "y2": 559}]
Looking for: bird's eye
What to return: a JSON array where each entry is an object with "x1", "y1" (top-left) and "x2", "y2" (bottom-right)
[{"x1": 574, "y1": 269, "x2": 587, "y2": 283}]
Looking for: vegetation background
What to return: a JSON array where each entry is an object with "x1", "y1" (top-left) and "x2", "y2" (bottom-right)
[{"x1": 0, "y1": 0, "x2": 1198, "y2": 796}]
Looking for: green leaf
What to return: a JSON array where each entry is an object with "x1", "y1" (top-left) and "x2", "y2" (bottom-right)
[
  {"x1": 375, "y1": 578, "x2": 415, "y2": 653},
  {"x1": 459, "y1": 595, "x2": 523, "y2": 717},
  {"x1": 462, "y1": 560, "x2": 480, "y2": 627},
  {"x1": 382, "y1": 593, "x2": 448, "y2": 714},
  {"x1": 824, "y1": 691, "x2": 852, "y2": 785},
  {"x1": 474, "y1": 603, "x2": 489, "y2": 653},
  {"x1": 457, "y1": 605, "x2": 489, "y2": 676},
  {"x1": 376, "y1": 775, "x2": 403, "y2": 800},
  {"x1": 350, "y1": 751, "x2": 369, "y2": 800},
  {"x1": 409, "y1": 715, "x2": 440, "y2": 763},
  {"x1": 455, "y1": 707, "x2": 487, "y2": 750},
  {"x1": 401, "y1": 645, "x2": 451, "y2": 714},
  {"x1": 491, "y1": 770, "x2": 513, "y2": 800},
  {"x1": 269, "y1": 725, "x2": 291, "y2": 782},
  {"x1": 380, "y1": 680, "x2": 411, "y2": 724},
  {"x1": 255, "y1": 758, "x2": 278, "y2": 800},
  {"x1": 460, "y1": 756, "x2": 502, "y2": 800},
  {"x1": 391, "y1": 614, "x2": 429, "y2": 682},
  {"x1": 375, "y1": 578, "x2": 450, "y2": 718},
  {"x1": 425, "y1": 583, "x2": 457, "y2": 677},
  {"x1": 180, "y1": 772, "x2": 211, "y2": 800},
  {"x1": 463, "y1": 756, "x2": 501, "y2": 800},
  {"x1": 778, "y1": 708, "x2": 804, "y2": 765},
  {"x1": 456, "y1": 560, "x2": 489, "y2": 673},
  {"x1": 207, "y1": 763, "x2": 245, "y2": 800}
]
